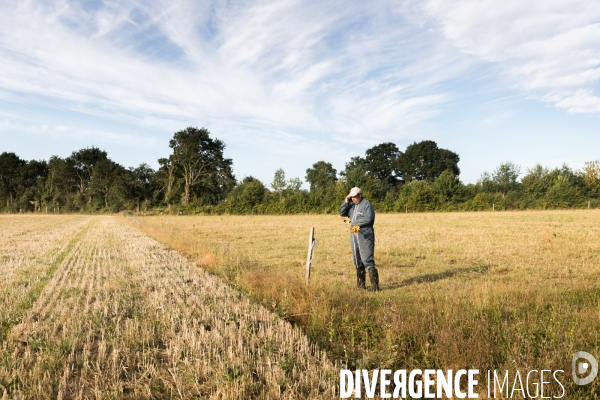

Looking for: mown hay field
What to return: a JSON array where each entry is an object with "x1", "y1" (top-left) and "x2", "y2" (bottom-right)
[
  {"x1": 133, "y1": 210, "x2": 600, "y2": 398},
  {"x1": 0, "y1": 215, "x2": 336, "y2": 399}
]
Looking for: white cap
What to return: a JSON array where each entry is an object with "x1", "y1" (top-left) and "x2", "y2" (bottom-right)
[{"x1": 348, "y1": 187, "x2": 362, "y2": 197}]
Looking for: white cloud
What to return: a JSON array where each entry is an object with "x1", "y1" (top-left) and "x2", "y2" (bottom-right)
[
  {"x1": 552, "y1": 89, "x2": 600, "y2": 113},
  {"x1": 422, "y1": 0, "x2": 600, "y2": 113},
  {"x1": 0, "y1": 0, "x2": 475, "y2": 150}
]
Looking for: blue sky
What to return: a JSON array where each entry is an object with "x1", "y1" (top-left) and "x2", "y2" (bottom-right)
[{"x1": 1, "y1": 0, "x2": 599, "y2": 186}]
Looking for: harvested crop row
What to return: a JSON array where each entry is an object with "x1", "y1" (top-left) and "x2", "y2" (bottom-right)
[
  {"x1": 0, "y1": 217, "x2": 336, "y2": 399},
  {"x1": 0, "y1": 216, "x2": 91, "y2": 284},
  {"x1": 0, "y1": 216, "x2": 93, "y2": 343},
  {"x1": 119, "y1": 222, "x2": 337, "y2": 398}
]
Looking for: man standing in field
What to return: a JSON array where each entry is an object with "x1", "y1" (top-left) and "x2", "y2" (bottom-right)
[{"x1": 339, "y1": 187, "x2": 380, "y2": 291}]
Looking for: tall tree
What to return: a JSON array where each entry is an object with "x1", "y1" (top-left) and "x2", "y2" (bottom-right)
[
  {"x1": 91, "y1": 158, "x2": 124, "y2": 208},
  {"x1": 271, "y1": 168, "x2": 287, "y2": 200},
  {"x1": 521, "y1": 164, "x2": 553, "y2": 199},
  {"x1": 0, "y1": 152, "x2": 26, "y2": 209},
  {"x1": 340, "y1": 156, "x2": 365, "y2": 178},
  {"x1": 286, "y1": 177, "x2": 302, "y2": 193},
  {"x1": 43, "y1": 156, "x2": 74, "y2": 212},
  {"x1": 364, "y1": 142, "x2": 402, "y2": 186},
  {"x1": 129, "y1": 163, "x2": 155, "y2": 212},
  {"x1": 397, "y1": 140, "x2": 460, "y2": 182},
  {"x1": 169, "y1": 127, "x2": 233, "y2": 205},
  {"x1": 579, "y1": 160, "x2": 600, "y2": 197},
  {"x1": 225, "y1": 176, "x2": 266, "y2": 213},
  {"x1": 68, "y1": 147, "x2": 109, "y2": 203},
  {"x1": 156, "y1": 156, "x2": 180, "y2": 208},
  {"x1": 434, "y1": 169, "x2": 462, "y2": 202},
  {"x1": 306, "y1": 161, "x2": 337, "y2": 193},
  {"x1": 484, "y1": 162, "x2": 521, "y2": 197},
  {"x1": 20, "y1": 159, "x2": 48, "y2": 212}
]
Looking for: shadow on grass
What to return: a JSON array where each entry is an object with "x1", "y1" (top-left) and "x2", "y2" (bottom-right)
[
  {"x1": 389, "y1": 263, "x2": 416, "y2": 269},
  {"x1": 385, "y1": 264, "x2": 491, "y2": 290}
]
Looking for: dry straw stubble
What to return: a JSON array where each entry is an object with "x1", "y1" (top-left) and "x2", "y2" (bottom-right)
[{"x1": 0, "y1": 216, "x2": 336, "y2": 399}]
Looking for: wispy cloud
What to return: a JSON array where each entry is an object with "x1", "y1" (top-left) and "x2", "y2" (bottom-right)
[
  {"x1": 422, "y1": 0, "x2": 600, "y2": 113},
  {"x1": 0, "y1": 0, "x2": 474, "y2": 147}
]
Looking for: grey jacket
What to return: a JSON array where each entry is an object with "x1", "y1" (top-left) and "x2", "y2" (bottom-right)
[{"x1": 339, "y1": 199, "x2": 375, "y2": 228}]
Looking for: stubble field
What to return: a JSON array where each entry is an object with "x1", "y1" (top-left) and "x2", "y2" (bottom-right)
[
  {"x1": 0, "y1": 215, "x2": 336, "y2": 399},
  {"x1": 2, "y1": 211, "x2": 599, "y2": 398},
  {"x1": 133, "y1": 210, "x2": 600, "y2": 398}
]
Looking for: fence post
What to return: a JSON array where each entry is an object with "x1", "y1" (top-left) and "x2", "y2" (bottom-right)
[{"x1": 305, "y1": 227, "x2": 315, "y2": 285}]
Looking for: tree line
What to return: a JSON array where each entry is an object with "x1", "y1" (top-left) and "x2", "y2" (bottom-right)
[{"x1": 2, "y1": 127, "x2": 600, "y2": 214}]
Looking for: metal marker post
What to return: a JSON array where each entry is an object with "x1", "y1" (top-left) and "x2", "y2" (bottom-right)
[{"x1": 305, "y1": 227, "x2": 315, "y2": 285}]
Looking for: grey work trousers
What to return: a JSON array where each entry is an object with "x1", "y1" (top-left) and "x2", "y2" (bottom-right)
[{"x1": 350, "y1": 227, "x2": 376, "y2": 271}]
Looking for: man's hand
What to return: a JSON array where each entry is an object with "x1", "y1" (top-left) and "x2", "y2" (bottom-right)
[
  {"x1": 345, "y1": 195, "x2": 352, "y2": 204},
  {"x1": 350, "y1": 225, "x2": 360, "y2": 234}
]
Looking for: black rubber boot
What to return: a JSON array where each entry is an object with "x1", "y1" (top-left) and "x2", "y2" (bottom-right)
[
  {"x1": 356, "y1": 267, "x2": 366, "y2": 289},
  {"x1": 368, "y1": 269, "x2": 380, "y2": 292}
]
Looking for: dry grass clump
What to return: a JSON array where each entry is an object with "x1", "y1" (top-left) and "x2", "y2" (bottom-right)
[
  {"x1": 132, "y1": 211, "x2": 600, "y2": 397},
  {"x1": 0, "y1": 216, "x2": 336, "y2": 399}
]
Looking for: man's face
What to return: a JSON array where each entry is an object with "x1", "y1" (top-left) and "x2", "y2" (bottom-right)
[{"x1": 351, "y1": 194, "x2": 362, "y2": 204}]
